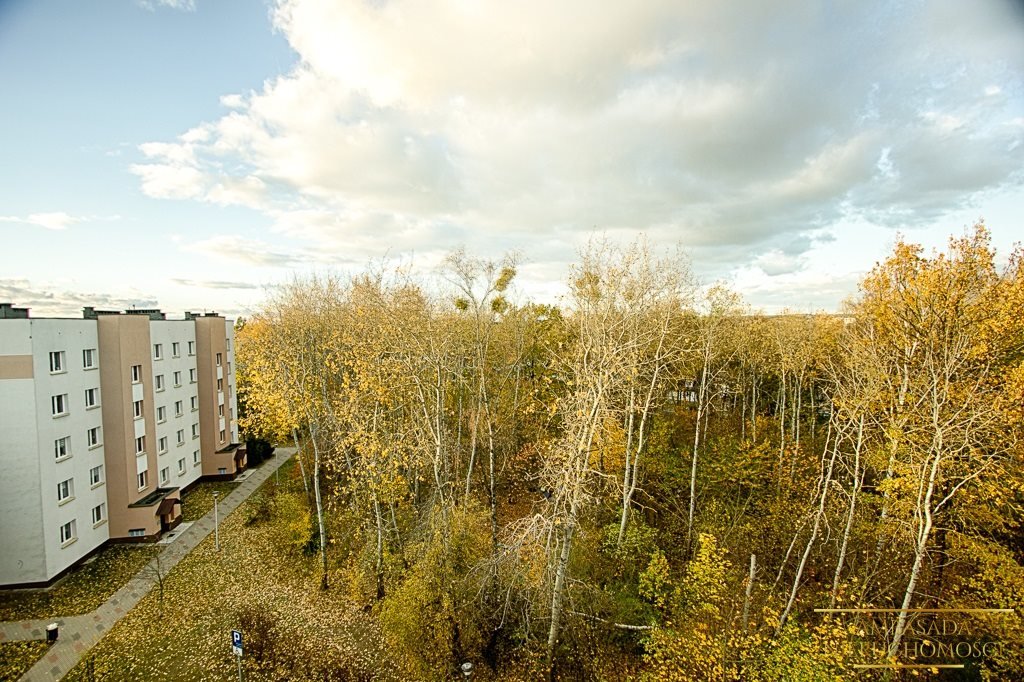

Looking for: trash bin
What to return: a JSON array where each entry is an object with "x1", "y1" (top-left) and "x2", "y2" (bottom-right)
[{"x1": 46, "y1": 623, "x2": 58, "y2": 642}]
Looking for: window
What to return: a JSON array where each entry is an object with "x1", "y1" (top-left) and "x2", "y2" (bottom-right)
[
  {"x1": 158, "y1": 436, "x2": 168, "y2": 453},
  {"x1": 177, "y1": 429, "x2": 185, "y2": 445},
  {"x1": 190, "y1": 396, "x2": 198, "y2": 411},
  {"x1": 153, "y1": 343, "x2": 163, "y2": 360},
  {"x1": 49, "y1": 351, "x2": 65, "y2": 373},
  {"x1": 155, "y1": 374, "x2": 165, "y2": 391},
  {"x1": 51, "y1": 394, "x2": 68, "y2": 417},
  {"x1": 227, "y1": 361, "x2": 231, "y2": 374},
  {"x1": 218, "y1": 467, "x2": 227, "y2": 475},
  {"x1": 226, "y1": 338, "x2": 231, "y2": 351},
  {"x1": 128, "y1": 528, "x2": 145, "y2": 537},
  {"x1": 85, "y1": 387, "x2": 99, "y2": 408},
  {"x1": 54, "y1": 436, "x2": 70, "y2": 460},
  {"x1": 174, "y1": 400, "x2": 183, "y2": 417},
  {"x1": 188, "y1": 340, "x2": 195, "y2": 355},
  {"x1": 82, "y1": 348, "x2": 96, "y2": 369},
  {"x1": 189, "y1": 368, "x2": 197, "y2": 383},
  {"x1": 60, "y1": 521, "x2": 76, "y2": 544},
  {"x1": 91, "y1": 504, "x2": 106, "y2": 525},
  {"x1": 178, "y1": 458, "x2": 186, "y2": 475},
  {"x1": 137, "y1": 471, "x2": 148, "y2": 490},
  {"x1": 191, "y1": 423, "x2": 199, "y2": 439},
  {"x1": 87, "y1": 426, "x2": 101, "y2": 448},
  {"x1": 160, "y1": 467, "x2": 170, "y2": 485},
  {"x1": 135, "y1": 436, "x2": 145, "y2": 454},
  {"x1": 57, "y1": 478, "x2": 74, "y2": 502},
  {"x1": 172, "y1": 342, "x2": 180, "y2": 357},
  {"x1": 217, "y1": 378, "x2": 223, "y2": 392},
  {"x1": 89, "y1": 464, "x2": 104, "y2": 486},
  {"x1": 133, "y1": 399, "x2": 144, "y2": 419},
  {"x1": 157, "y1": 405, "x2": 166, "y2": 422},
  {"x1": 193, "y1": 450, "x2": 200, "y2": 465},
  {"x1": 216, "y1": 352, "x2": 222, "y2": 366},
  {"x1": 173, "y1": 371, "x2": 182, "y2": 387},
  {"x1": 218, "y1": 404, "x2": 224, "y2": 417},
  {"x1": 219, "y1": 429, "x2": 226, "y2": 443},
  {"x1": 131, "y1": 364, "x2": 142, "y2": 383}
]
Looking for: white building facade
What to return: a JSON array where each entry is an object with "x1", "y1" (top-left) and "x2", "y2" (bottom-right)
[{"x1": 0, "y1": 305, "x2": 242, "y2": 587}]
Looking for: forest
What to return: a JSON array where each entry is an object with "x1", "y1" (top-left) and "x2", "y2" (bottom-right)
[{"x1": 234, "y1": 224, "x2": 1023, "y2": 681}]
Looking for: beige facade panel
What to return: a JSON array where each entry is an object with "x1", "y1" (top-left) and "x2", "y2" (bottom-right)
[
  {"x1": 0, "y1": 354, "x2": 33, "y2": 380},
  {"x1": 195, "y1": 316, "x2": 243, "y2": 476},
  {"x1": 97, "y1": 315, "x2": 162, "y2": 538}
]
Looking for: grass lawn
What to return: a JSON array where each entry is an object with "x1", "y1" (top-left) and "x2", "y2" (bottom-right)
[
  {"x1": 0, "y1": 640, "x2": 51, "y2": 679},
  {"x1": 64, "y1": 463, "x2": 402, "y2": 681},
  {"x1": 0, "y1": 545, "x2": 162, "y2": 622},
  {"x1": 181, "y1": 481, "x2": 239, "y2": 523}
]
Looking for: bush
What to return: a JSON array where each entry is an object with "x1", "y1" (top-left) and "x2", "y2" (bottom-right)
[
  {"x1": 379, "y1": 508, "x2": 490, "y2": 679},
  {"x1": 244, "y1": 482, "x2": 277, "y2": 526},
  {"x1": 245, "y1": 437, "x2": 276, "y2": 466},
  {"x1": 273, "y1": 491, "x2": 320, "y2": 555},
  {"x1": 235, "y1": 603, "x2": 279, "y2": 663}
]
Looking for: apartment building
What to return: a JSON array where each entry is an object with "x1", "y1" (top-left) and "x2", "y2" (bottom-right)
[{"x1": 0, "y1": 304, "x2": 242, "y2": 588}]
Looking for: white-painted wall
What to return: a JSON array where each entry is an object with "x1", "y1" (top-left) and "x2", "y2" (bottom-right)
[
  {"x1": 0, "y1": 320, "x2": 46, "y2": 584},
  {"x1": 32, "y1": 320, "x2": 110, "y2": 583},
  {"x1": 0, "y1": 319, "x2": 111, "y2": 585},
  {"x1": 150, "y1": 321, "x2": 202, "y2": 491}
]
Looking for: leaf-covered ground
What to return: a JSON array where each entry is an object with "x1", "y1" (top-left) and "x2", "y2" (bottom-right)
[
  {"x1": 0, "y1": 640, "x2": 51, "y2": 679},
  {"x1": 0, "y1": 545, "x2": 162, "y2": 621},
  {"x1": 64, "y1": 469, "x2": 402, "y2": 681},
  {"x1": 181, "y1": 481, "x2": 240, "y2": 523}
]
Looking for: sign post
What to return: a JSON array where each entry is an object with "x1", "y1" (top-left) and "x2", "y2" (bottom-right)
[{"x1": 231, "y1": 629, "x2": 243, "y2": 681}]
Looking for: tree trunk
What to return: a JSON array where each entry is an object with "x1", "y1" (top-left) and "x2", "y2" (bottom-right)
[
  {"x1": 743, "y1": 554, "x2": 756, "y2": 631},
  {"x1": 373, "y1": 495, "x2": 385, "y2": 599},
  {"x1": 292, "y1": 427, "x2": 310, "y2": 503},
  {"x1": 830, "y1": 416, "x2": 864, "y2": 608},
  {"x1": 687, "y1": 397, "x2": 704, "y2": 544},
  {"x1": 778, "y1": 415, "x2": 837, "y2": 633},
  {"x1": 789, "y1": 371, "x2": 803, "y2": 484},
  {"x1": 546, "y1": 521, "x2": 576, "y2": 681},
  {"x1": 309, "y1": 422, "x2": 329, "y2": 590},
  {"x1": 888, "y1": 447, "x2": 942, "y2": 655},
  {"x1": 777, "y1": 370, "x2": 787, "y2": 486}
]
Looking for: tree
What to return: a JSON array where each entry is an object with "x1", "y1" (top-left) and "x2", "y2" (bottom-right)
[
  {"x1": 847, "y1": 226, "x2": 1018, "y2": 653},
  {"x1": 684, "y1": 284, "x2": 743, "y2": 544}
]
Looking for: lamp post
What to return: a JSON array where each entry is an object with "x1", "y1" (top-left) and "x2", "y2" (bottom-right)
[
  {"x1": 460, "y1": 662, "x2": 473, "y2": 679},
  {"x1": 213, "y1": 491, "x2": 220, "y2": 551}
]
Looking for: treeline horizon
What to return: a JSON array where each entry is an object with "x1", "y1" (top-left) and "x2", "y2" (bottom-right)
[{"x1": 234, "y1": 223, "x2": 1023, "y2": 681}]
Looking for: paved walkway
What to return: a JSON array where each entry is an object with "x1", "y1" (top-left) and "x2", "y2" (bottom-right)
[{"x1": 0, "y1": 449, "x2": 295, "y2": 682}]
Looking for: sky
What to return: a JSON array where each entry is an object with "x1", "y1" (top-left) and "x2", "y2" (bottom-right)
[{"x1": 1, "y1": 0, "x2": 1023, "y2": 318}]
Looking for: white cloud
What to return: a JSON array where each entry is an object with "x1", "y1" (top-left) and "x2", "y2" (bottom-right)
[
  {"x1": 130, "y1": 163, "x2": 206, "y2": 199},
  {"x1": 753, "y1": 250, "x2": 807, "y2": 277},
  {"x1": 129, "y1": 0, "x2": 1024, "y2": 309},
  {"x1": 0, "y1": 279, "x2": 159, "y2": 318},
  {"x1": 171, "y1": 278, "x2": 260, "y2": 290},
  {"x1": 137, "y1": 0, "x2": 197, "y2": 12},
  {"x1": 183, "y1": 234, "x2": 321, "y2": 268},
  {"x1": 0, "y1": 212, "x2": 119, "y2": 230}
]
